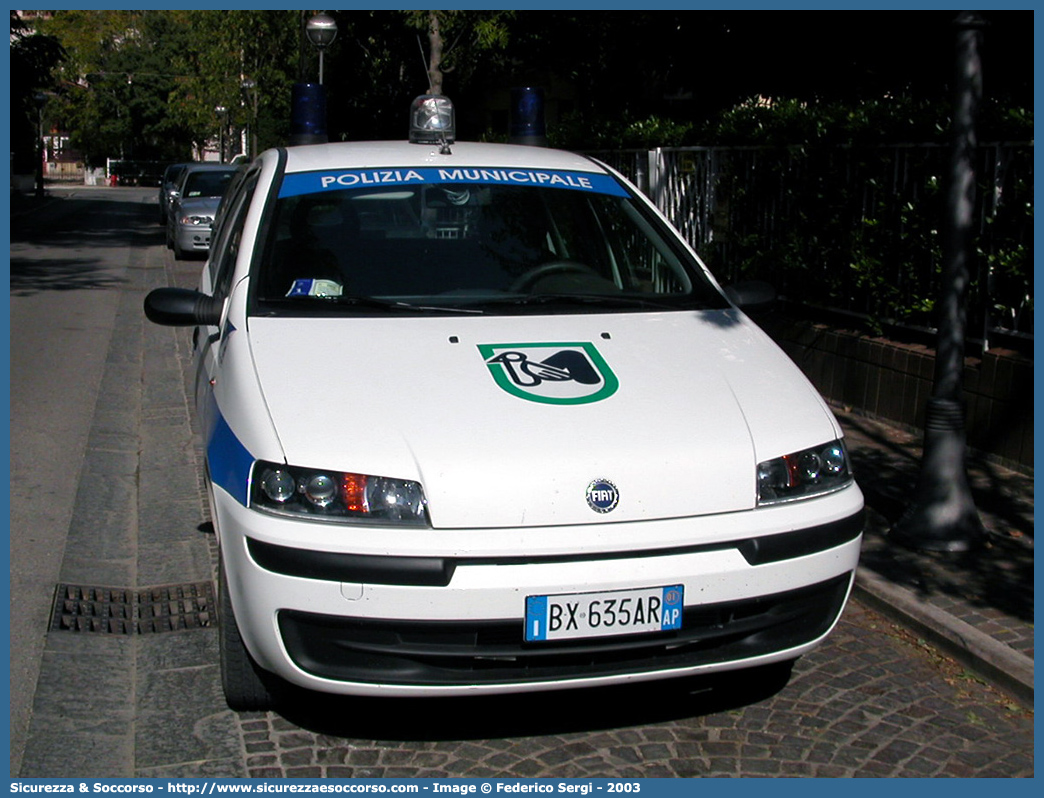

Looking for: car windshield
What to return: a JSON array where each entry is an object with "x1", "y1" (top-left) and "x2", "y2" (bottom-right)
[
  {"x1": 252, "y1": 167, "x2": 728, "y2": 315},
  {"x1": 183, "y1": 170, "x2": 235, "y2": 198}
]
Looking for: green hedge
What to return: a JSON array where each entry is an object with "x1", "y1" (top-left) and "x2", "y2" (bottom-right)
[{"x1": 697, "y1": 143, "x2": 1032, "y2": 338}]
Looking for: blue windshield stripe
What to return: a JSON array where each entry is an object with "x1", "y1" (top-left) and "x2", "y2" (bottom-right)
[{"x1": 278, "y1": 167, "x2": 628, "y2": 199}]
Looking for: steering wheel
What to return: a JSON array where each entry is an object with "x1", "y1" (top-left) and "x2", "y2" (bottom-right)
[{"x1": 509, "y1": 260, "x2": 600, "y2": 292}]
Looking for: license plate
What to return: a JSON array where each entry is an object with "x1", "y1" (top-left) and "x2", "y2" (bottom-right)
[{"x1": 524, "y1": 585, "x2": 684, "y2": 642}]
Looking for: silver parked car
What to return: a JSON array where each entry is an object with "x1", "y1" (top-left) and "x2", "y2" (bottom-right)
[
  {"x1": 158, "y1": 162, "x2": 191, "y2": 225},
  {"x1": 166, "y1": 163, "x2": 237, "y2": 260}
]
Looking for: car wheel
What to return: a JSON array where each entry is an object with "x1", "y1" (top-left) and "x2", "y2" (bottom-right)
[
  {"x1": 173, "y1": 240, "x2": 186, "y2": 260},
  {"x1": 218, "y1": 554, "x2": 278, "y2": 712}
]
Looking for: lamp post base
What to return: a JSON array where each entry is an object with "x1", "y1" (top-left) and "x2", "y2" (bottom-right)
[{"x1": 890, "y1": 398, "x2": 984, "y2": 553}]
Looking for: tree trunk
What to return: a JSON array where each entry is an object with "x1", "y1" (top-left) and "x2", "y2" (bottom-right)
[
  {"x1": 427, "y1": 10, "x2": 443, "y2": 95},
  {"x1": 890, "y1": 12, "x2": 985, "y2": 553}
]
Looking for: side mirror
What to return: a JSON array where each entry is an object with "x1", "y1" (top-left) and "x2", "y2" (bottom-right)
[
  {"x1": 143, "y1": 287, "x2": 223, "y2": 327},
  {"x1": 724, "y1": 280, "x2": 777, "y2": 312}
]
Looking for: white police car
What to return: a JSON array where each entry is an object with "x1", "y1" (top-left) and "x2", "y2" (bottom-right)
[{"x1": 145, "y1": 97, "x2": 863, "y2": 710}]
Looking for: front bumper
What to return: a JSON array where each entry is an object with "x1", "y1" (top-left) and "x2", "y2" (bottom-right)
[
  {"x1": 279, "y1": 572, "x2": 852, "y2": 686},
  {"x1": 214, "y1": 483, "x2": 864, "y2": 697},
  {"x1": 174, "y1": 223, "x2": 212, "y2": 252}
]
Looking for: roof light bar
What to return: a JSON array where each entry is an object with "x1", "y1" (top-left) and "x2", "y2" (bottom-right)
[{"x1": 409, "y1": 95, "x2": 456, "y2": 146}]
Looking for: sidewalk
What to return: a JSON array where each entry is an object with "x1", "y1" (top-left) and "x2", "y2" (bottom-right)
[{"x1": 833, "y1": 405, "x2": 1034, "y2": 707}]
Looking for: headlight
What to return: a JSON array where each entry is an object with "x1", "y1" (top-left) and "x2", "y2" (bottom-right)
[
  {"x1": 757, "y1": 440, "x2": 852, "y2": 505},
  {"x1": 179, "y1": 215, "x2": 213, "y2": 226},
  {"x1": 250, "y1": 461, "x2": 430, "y2": 526}
]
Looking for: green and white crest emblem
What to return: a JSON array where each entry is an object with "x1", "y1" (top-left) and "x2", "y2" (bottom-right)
[{"x1": 478, "y1": 342, "x2": 619, "y2": 405}]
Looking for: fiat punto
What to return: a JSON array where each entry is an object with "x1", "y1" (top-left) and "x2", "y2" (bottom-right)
[{"x1": 144, "y1": 96, "x2": 863, "y2": 710}]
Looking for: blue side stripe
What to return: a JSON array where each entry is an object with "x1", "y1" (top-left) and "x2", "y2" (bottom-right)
[{"x1": 207, "y1": 407, "x2": 254, "y2": 507}]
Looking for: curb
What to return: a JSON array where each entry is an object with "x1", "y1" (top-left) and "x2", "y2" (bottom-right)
[{"x1": 853, "y1": 565, "x2": 1034, "y2": 708}]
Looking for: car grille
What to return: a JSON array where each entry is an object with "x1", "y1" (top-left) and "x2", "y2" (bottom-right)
[{"x1": 277, "y1": 572, "x2": 852, "y2": 686}]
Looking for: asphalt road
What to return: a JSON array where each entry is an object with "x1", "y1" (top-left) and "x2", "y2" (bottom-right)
[{"x1": 8, "y1": 187, "x2": 1033, "y2": 778}]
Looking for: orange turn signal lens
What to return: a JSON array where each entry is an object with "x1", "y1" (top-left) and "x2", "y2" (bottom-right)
[{"x1": 341, "y1": 473, "x2": 369, "y2": 514}]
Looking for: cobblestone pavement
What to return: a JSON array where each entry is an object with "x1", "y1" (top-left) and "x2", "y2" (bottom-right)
[{"x1": 220, "y1": 601, "x2": 1031, "y2": 779}]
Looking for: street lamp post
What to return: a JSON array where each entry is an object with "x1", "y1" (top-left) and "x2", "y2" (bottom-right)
[
  {"x1": 241, "y1": 79, "x2": 258, "y2": 160},
  {"x1": 34, "y1": 92, "x2": 47, "y2": 197},
  {"x1": 215, "y1": 105, "x2": 227, "y2": 163},
  {"x1": 290, "y1": 13, "x2": 337, "y2": 146},
  {"x1": 305, "y1": 13, "x2": 338, "y2": 85}
]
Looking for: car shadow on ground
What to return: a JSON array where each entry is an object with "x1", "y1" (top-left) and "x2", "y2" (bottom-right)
[{"x1": 269, "y1": 660, "x2": 794, "y2": 741}]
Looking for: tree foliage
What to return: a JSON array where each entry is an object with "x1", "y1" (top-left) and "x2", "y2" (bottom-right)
[
  {"x1": 164, "y1": 10, "x2": 299, "y2": 156},
  {"x1": 10, "y1": 11, "x2": 65, "y2": 172},
  {"x1": 403, "y1": 10, "x2": 515, "y2": 95},
  {"x1": 26, "y1": 10, "x2": 1033, "y2": 158},
  {"x1": 35, "y1": 9, "x2": 300, "y2": 164},
  {"x1": 37, "y1": 10, "x2": 195, "y2": 163}
]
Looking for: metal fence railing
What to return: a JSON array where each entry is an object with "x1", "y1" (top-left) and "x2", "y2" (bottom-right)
[{"x1": 590, "y1": 144, "x2": 1033, "y2": 350}]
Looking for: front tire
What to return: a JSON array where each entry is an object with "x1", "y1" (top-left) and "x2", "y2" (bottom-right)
[{"x1": 218, "y1": 554, "x2": 278, "y2": 711}]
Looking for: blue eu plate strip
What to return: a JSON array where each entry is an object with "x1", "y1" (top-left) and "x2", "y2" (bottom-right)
[{"x1": 525, "y1": 596, "x2": 549, "y2": 642}]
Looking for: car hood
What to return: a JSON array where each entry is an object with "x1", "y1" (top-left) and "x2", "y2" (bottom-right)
[
  {"x1": 247, "y1": 310, "x2": 839, "y2": 528},
  {"x1": 177, "y1": 196, "x2": 222, "y2": 216}
]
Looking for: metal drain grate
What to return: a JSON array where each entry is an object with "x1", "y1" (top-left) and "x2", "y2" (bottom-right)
[
  {"x1": 137, "y1": 582, "x2": 215, "y2": 634},
  {"x1": 51, "y1": 582, "x2": 215, "y2": 635}
]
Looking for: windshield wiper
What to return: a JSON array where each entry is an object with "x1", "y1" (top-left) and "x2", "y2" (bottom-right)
[
  {"x1": 343, "y1": 296, "x2": 485, "y2": 314},
  {"x1": 262, "y1": 295, "x2": 484, "y2": 314},
  {"x1": 489, "y1": 293, "x2": 684, "y2": 310}
]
